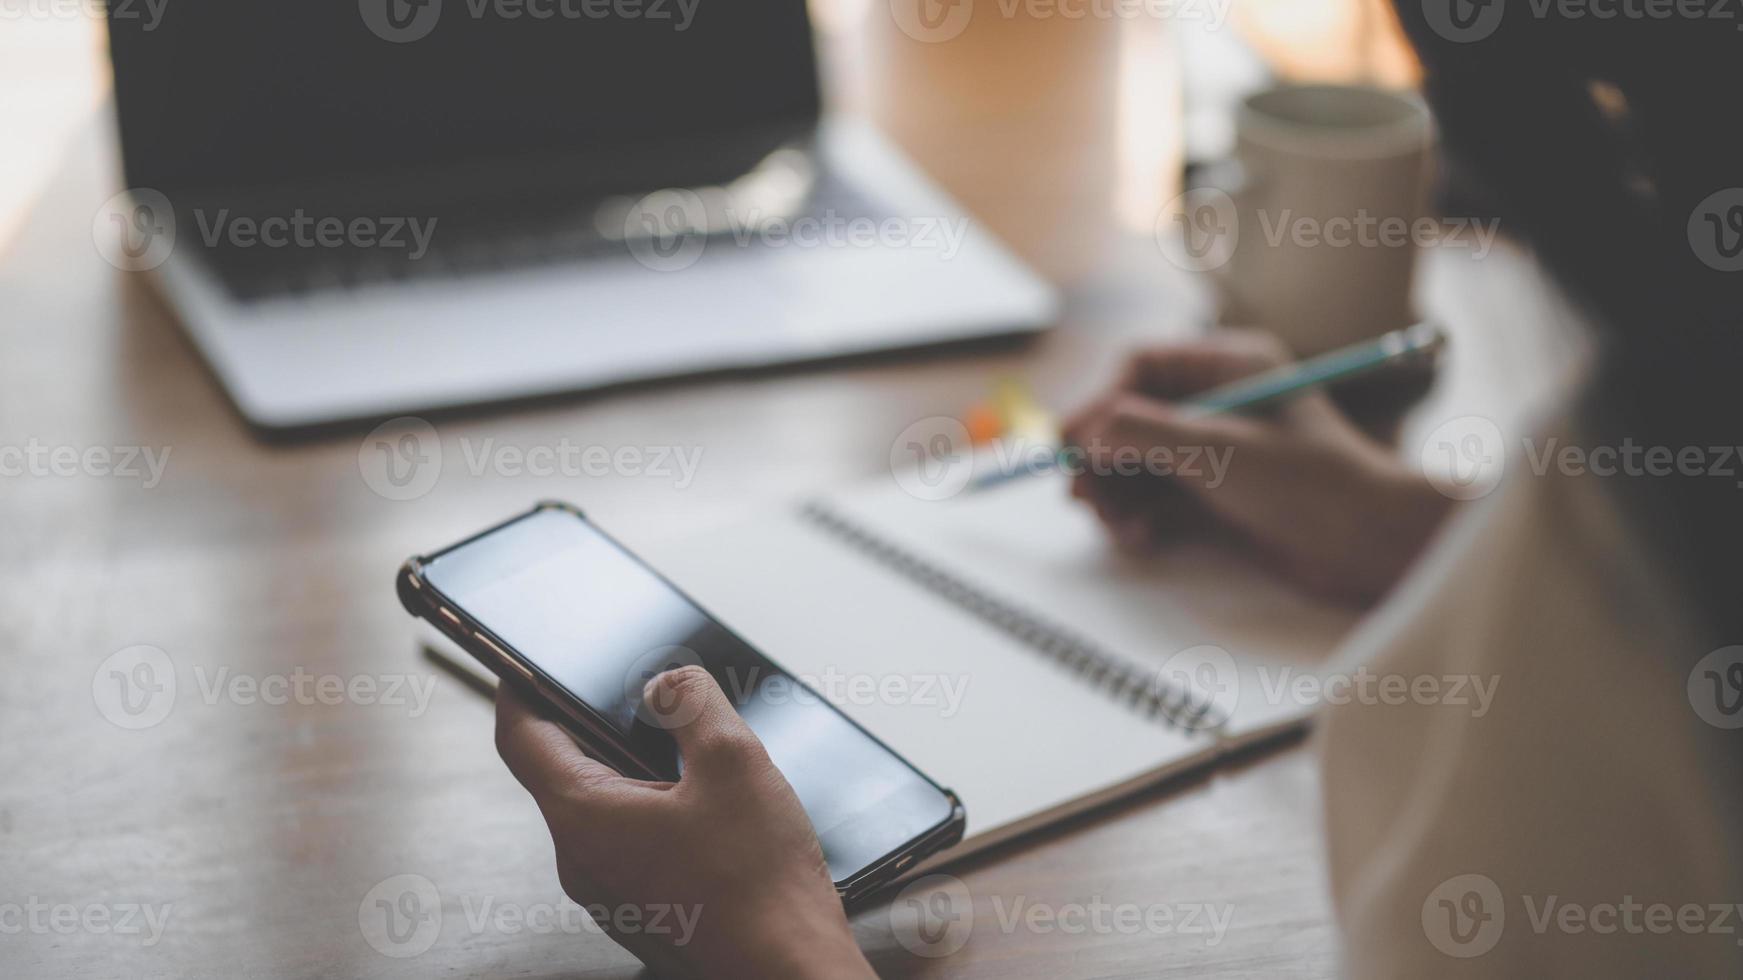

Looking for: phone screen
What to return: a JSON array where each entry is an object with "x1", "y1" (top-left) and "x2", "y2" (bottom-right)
[{"x1": 421, "y1": 507, "x2": 956, "y2": 880}]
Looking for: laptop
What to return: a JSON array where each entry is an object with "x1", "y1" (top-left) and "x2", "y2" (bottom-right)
[{"x1": 102, "y1": 0, "x2": 1057, "y2": 434}]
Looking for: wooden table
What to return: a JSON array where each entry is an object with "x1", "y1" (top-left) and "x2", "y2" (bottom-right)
[{"x1": 1, "y1": 11, "x2": 1568, "y2": 977}]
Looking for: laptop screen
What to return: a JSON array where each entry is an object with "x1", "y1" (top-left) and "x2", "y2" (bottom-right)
[{"x1": 106, "y1": 0, "x2": 821, "y2": 197}]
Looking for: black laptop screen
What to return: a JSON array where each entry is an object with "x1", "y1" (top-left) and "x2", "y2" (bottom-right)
[{"x1": 106, "y1": 0, "x2": 821, "y2": 195}]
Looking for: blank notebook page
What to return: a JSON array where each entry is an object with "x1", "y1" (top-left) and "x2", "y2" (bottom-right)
[
  {"x1": 630, "y1": 511, "x2": 1219, "y2": 843},
  {"x1": 819, "y1": 475, "x2": 1358, "y2": 736}
]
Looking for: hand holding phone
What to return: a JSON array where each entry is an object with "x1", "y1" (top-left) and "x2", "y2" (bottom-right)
[
  {"x1": 494, "y1": 670, "x2": 877, "y2": 980},
  {"x1": 397, "y1": 502, "x2": 965, "y2": 909}
]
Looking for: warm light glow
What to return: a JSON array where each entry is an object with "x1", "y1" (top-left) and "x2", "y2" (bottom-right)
[
  {"x1": 0, "y1": 16, "x2": 110, "y2": 248},
  {"x1": 810, "y1": 0, "x2": 875, "y2": 37},
  {"x1": 1113, "y1": 20, "x2": 1181, "y2": 235},
  {"x1": 1238, "y1": 0, "x2": 1417, "y2": 86}
]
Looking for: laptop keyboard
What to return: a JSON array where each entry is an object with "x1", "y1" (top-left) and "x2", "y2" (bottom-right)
[{"x1": 201, "y1": 171, "x2": 888, "y2": 303}]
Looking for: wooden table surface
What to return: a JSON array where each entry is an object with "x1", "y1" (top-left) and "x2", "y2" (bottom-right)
[{"x1": 0, "y1": 11, "x2": 1566, "y2": 978}]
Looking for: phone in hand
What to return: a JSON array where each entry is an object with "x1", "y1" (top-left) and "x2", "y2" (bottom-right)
[{"x1": 397, "y1": 501, "x2": 966, "y2": 903}]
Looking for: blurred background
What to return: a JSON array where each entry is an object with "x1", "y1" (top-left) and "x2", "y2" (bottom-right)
[
  {"x1": 0, "y1": 0, "x2": 1417, "y2": 275},
  {"x1": 5, "y1": 5, "x2": 1588, "y2": 977}
]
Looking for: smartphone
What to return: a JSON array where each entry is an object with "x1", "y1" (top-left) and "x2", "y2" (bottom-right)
[{"x1": 397, "y1": 501, "x2": 965, "y2": 903}]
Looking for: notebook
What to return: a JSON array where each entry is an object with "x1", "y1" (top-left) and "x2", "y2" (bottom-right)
[{"x1": 426, "y1": 473, "x2": 1358, "y2": 871}]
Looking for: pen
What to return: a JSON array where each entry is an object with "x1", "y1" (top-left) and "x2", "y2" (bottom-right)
[{"x1": 964, "y1": 322, "x2": 1445, "y2": 494}]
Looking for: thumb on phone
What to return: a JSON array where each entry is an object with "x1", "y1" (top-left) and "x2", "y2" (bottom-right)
[{"x1": 642, "y1": 666, "x2": 771, "y2": 784}]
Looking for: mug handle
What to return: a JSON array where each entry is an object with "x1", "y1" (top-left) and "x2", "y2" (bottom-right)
[{"x1": 1182, "y1": 158, "x2": 1263, "y2": 322}]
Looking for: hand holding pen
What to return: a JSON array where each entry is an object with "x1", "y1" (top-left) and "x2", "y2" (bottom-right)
[
  {"x1": 1057, "y1": 327, "x2": 1455, "y2": 608},
  {"x1": 971, "y1": 322, "x2": 1444, "y2": 493}
]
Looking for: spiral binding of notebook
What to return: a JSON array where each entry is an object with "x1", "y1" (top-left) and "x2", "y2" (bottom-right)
[{"x1": 799, "y1": 500, "x2": 1228, "y2": 733}]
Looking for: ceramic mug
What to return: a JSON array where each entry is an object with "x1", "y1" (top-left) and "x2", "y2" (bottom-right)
[{"x1": 1165, "y1": 83, "x2": 1434, "y2": 356}]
